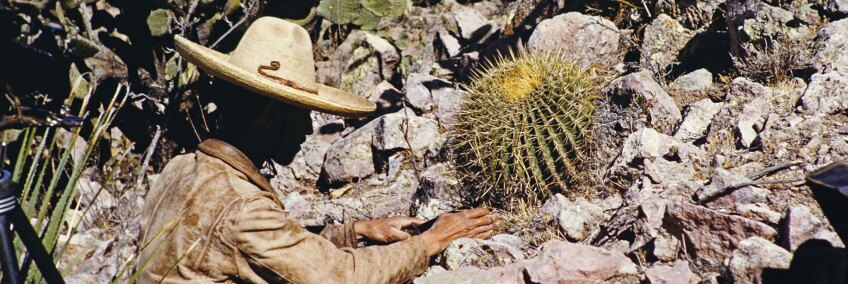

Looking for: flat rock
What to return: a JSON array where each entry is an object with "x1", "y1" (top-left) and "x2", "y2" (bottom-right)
[
  {"x1": 665, "y1": 201, "x2": 778, "y2": 269},
  {"x1": 322, "y1": 124, "x2": 377, "y2": 184},
  {"x1": 372, "y1": 108, "x2": 441, "y2": 158},
  {"x1": 674, "y1": 98, "x2": 723, "y2": 143},
  {"x1": 557, "y1": 198, "x2": 606, "y2": 241},
  {"x1": 729, "y1": 237, "x2": 792, "y2": 284},
  {"x1": 736, "y1": 97, "x2": 771, "y2": 148},
  {"x1": 645, "y1": 260, "x2": 697, "y2": 284},
  {"x1": 443, "y1": 235, "x2": 527, "y2": 270},
  {"x1": 670, "y1": 69, "x2": 713, "y2": 92},
  {"x1": 641, "y1": 14, "x2": 695, "y2": 73},
  {"x1": 800, "y1": 71, "x2": 848, "y2": 115},
  {"x1": 603, "y1": 71, "x2": 682, "y2": 134},
  {"x1": 453, "y1": 7, "x2": 489, "y2": 41},
  {"x1": 527, "y1": 12, "x2": 620, "y2": 67},
  {"x1": 523, "y1": 241, "x2": 639, "y2": 283}
]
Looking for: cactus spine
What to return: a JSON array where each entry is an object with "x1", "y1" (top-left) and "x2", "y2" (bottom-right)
[{"x1": 454, "y1": 50, "x2": 597, "y2": 205}]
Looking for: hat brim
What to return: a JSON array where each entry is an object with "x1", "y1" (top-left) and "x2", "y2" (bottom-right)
[{"x1": 174, "y1": 35, "x2": 375, "y2": 118}]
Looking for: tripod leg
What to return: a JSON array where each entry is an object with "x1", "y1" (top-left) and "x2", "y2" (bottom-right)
[
  {"x1": 0, "y1": 214, "x2": 21, "y2": 284},
  {"x1": 10, "y1": 207, "x2": 63, "y2": 284}
]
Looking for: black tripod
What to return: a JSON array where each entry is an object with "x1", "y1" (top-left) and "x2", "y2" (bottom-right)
[{"x1": 0, "y1": 145, "x2": 64, "y2": 283}]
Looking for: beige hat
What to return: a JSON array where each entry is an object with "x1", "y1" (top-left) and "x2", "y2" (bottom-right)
[{"x1": 174, "y1": 17, "x2": 375, "y2": 117}]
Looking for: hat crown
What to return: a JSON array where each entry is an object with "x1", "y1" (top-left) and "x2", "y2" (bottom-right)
[{"x1": 227, "y1": 17, "x2": 318, "y2": 91}]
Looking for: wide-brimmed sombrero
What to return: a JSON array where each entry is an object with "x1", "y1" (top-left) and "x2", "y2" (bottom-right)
[{"x1": 174, "y1": 17, "x2": 375, "y2": 117}]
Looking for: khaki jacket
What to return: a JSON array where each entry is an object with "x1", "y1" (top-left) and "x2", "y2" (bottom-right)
[{"x1": 138, "y1": 139, "x2": 428, "y2": 283}]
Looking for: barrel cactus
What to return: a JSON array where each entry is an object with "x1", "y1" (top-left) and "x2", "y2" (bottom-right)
[{"x1": 453, "y1": 50, "x2": 599, "y2": 206}]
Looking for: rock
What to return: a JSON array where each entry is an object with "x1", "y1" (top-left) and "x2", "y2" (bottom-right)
[
  {"x1": 443, "y1": 235, "x2": 527, "y2": 269},
  {"x1": 645, "y1": 260, "x2": 697, "y2": 284},
  {"x1": 809, "y1": 18, "x2": 848, "y2": 72},
  {"x1": 430, "y1": 87, "x2": 465, "y2": 126},
  {"x1": 674, "y1": 99, "x2": 723, "y2": 143},
  {"x1": 726, "y1": 0, "x2": 812, "y2": 57},
  {"x1": 453, "y1": 6, "x2": 489, "y2": 41},
  {"x1": 603, "y1": 71, "x2": 682, "y2": 134},
  {"x1": 372, "y1": 108, "x2": 441, "y2": 158},
  {"x1": 414, "y1": 163, "x2": 461, "y2": 219},
  {"x1": 800, "y1": 71, "x2": 848, "y2": 115},
  {"x1": 413, "y1": 266, "x2": 522, "y2": 284},
  {"x1": 736, "y1": 96, "x2": 771, "y2": 148},
  {"x1": 534, "y1": 194, "x2": 569, "y2": 228},
  {"x1": 364, "y1": 33, "x2": 401, "y2": 80},
  {"x1": 656, "y1": 0, "x2": 725, "y2": 29},
  {"x1": 527, "y1": 12, "x2": 620, "y2": 67},
  {"x1": 665, "y1": 201, "x2": 778, "y2": 269},
  {"x1": 737, "y1": 204, "x2": 783, "y2": 225},
  {"x1": 653, "y1": 230, "x2": 681, "y2": 261},
  {"x1": 523, "y1": 241, "x2": 640, "y2": 283},
  {"x1": 435, "y1": 30, "x2": 461, "y2": 58},
  {"x1": 610, "y1": 128, "x2": 703, "y2": 178},
  {"x1": 641, "y1": 14, "x2": 695, "y2": 73},
  {"x1": 319, "y1": 31, "x2": 399, "y2": 98},
  {"x1": 367, "y1": 81, "x2": 405, "y2": 115},
  {"x1": 781, "y1": 205, "x2": 844, "y2": 251},
  {"x1": 66, "y1": 36, "x2": 101, "y2": 59},
  {"x1": 694, "y1": 168, "x2": 753, "y2": 203},
  {"x1": 146, "y1": 9, "x2": 173, "y2": 36},
  {"x1": 322, "y1": 124, "x2": 377, "y2": 184},
  {"x1": 670, "y1": 69, "x2": 713, "y2": 92},
  {"x1": 729, "y1": 77, "x2": 770, "y2": 100},
  {"x1": 557, "y1": 198, "x2": 606, "y2": 241},
  {"x1": 404, "y1": 73, "x2": 451, "y2": 112},
  {"x1": 729, "y1": 237, "x2": 792, "y2": 284},
  {"x1": 820, "y1": 0, "x2": 848, "y2": 15}
]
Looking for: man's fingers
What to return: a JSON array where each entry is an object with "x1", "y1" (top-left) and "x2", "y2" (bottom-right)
[
  {"x1": 466, "y1": 224, "x2": 496, "y2": 237},
  {"x1": 472, "y1": 231, "x2": 494, "y2": 240},
  {"x1": 403, "y1": 216, "x2": 428, "y2": 226},
  {"x1": 389, "y1": 228, "x2": 412, "y2": 241},
  {"x1": 462, "y1": 208, "x2": 491, "y2": 219}
]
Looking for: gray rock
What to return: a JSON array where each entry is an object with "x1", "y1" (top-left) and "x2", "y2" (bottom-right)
[
  {"x1": 436, "y1": 30, "x2": 461, "y2": 58},
  {"x1": 726, "y1": 0, "x2": 813, "y2": 57},
  {"x1": 729, "y1": 237, "x2": 792, "y2": 284},
  {"x1": 655, "y1": 0, "x2": 726, "y2": 29},
  {"x1": 322, "y1": 123, "x2": 377, "y2": 184},
  {"x1": 404, "y1": 73, "x2": 451, "y2": 113},
  {"x1": 367, "y1": 81, "x2": 405, "y2": 115},
  {"x1": 810, "y1": 18, "x2": 848, "y2": 72},
  {"x1": 431, "y1": 87, "x2": 466, "y2": 126},
  {"x1": 414, "y1": 163, "x2": 461, "y2": 219},
  {"x1": 557, "y1": 198, "x2": 606, "y2": 241},
  {"x1": 443, "y1": 235, "x2": 527, "y2": 270},
  {"x1": 413, "y1": 266, "x2": 522, "y2": 284},
  {"x1": 729, "y1": 77, "x2": 770, "y2": 100},
  {"x1": 674, "y1": 99, "x2": 723, "y2": 143},
  {"x1": 641, "y1": 14, "x2": 695, "y2": 74},
  {"x1": 800, "y1": 71, "x2": 848, "y2": 115},
  {"x1": 373, "y1": 108, "x2": 441, "y2": 158},
  {"x1": 653, "y1": 230, "x2": 682, "y2": 262},
  {"x1": 603, "y1": 71, "x2": 682, "y2": 134},
  {"x1": 523, "y1": 241, "x2": 640, "y2": 283},
  {"x1": 821, "y1": 0, "x2": 848, "y2": 15},
  {"x1": 671, "y1": 69, "x2": 714, "y2": 92},
  {"x1": 737, "y1": 204, "x2": 783, "y2": 225},
  {"x1": 610, "y1": 128, "x2": 703, "y2": 177},
  {"x1": 527, "y1": 12, "x2": 620, "y2": 67},
  {"x1": 534, "y1": 194, "x2": 569, "y2": 228},
  {"x1": 665, "y1": 201, "x2": 778, "y2": 269},
  {"x1": 694, "y1": 168, "x2": 753, "y2": 203},
  {"x1": 645, "y1": 260, "x2": 697, "y2": 284},
  {"x1": 453, "y1": 7, "x2": 489, "y2": 41},
  {"x1": 781, "y1": 205, "x2": 844, "y2": 251},
  {"x1": 736, "y1": 97, "x2": 771, "y2": 148}
]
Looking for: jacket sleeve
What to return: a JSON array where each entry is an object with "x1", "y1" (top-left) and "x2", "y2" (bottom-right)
[
  {"x1": 230, "y1": 197, "x2": 429, "y2": 284},
  {"x1": 319, "y1": 224, "x2": 358, "y2": 248}
]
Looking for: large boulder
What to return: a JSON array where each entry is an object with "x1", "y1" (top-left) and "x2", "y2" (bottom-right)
[
  {"x1": 664, "y1": 201, "x2": 778, "y2": 269},
  {"x1": 527, "y1": 12, "x2": 620, "y2": 67}
]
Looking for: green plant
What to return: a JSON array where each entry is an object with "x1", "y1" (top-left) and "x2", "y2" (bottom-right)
[
  {"x1": 317, "y1": 0, "x2": 409, "y2": 29},
  {"x1": 2, "y1": 80, "x2": 127, "y2": 283},
  {"x1": 453, "y1": 50, "x2": 599, "y2": 207}
]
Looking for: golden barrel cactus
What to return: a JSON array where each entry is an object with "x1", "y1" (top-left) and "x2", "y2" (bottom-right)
[{"x1": 453, "y1": 50, "x2": 598, "y2": 206}]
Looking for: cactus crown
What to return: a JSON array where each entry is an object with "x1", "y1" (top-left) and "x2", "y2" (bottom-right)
[{"x1": 454, "y1": 50, "x2": 598, "y2": 206}]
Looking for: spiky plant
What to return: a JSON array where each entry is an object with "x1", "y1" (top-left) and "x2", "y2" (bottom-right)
[{"x1": 453, "y1": 50, "x2": 599, "y2": 207}]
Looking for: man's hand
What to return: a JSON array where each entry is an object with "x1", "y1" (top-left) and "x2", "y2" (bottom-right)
[
  {"x1": 420, "y1": 208, "x2": 498, "y2": 256},
  {"x1": 354, "y1": 216, "x2": 426, "y2": 243}
]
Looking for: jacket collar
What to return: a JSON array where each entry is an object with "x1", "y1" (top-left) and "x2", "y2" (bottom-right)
[{"x1": 197, "y1": 139, "x2": 283, "y2": 206}]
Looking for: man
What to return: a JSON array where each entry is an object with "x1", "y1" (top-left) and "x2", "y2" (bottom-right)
[{"x1": 138, "y1": 17, "x2": 498, "y2": 283}]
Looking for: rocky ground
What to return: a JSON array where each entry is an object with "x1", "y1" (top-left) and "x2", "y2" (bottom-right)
[{"x1": 34, "y1": 0, "x2": 848, "y2": 282}]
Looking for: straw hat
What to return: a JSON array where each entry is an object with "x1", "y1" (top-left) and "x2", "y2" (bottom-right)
[{"x1": 174, "y1": 17, "x2": 375, "y2": 117}]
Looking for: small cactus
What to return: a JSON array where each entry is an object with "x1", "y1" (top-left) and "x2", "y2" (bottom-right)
[{"x1": 453, "y1": 50, "x2": 599, "y2": 206}]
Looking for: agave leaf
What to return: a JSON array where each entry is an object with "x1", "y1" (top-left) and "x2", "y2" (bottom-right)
[
  {"x1": 317, "y1": 0, "x2": 362, "y2": 24},
  {"x1": 353, "y1": 8, "x2": 380, "y2": 30},
  {"x1": 361, "y1": 0, "x2": 408, "y2": 18}
]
